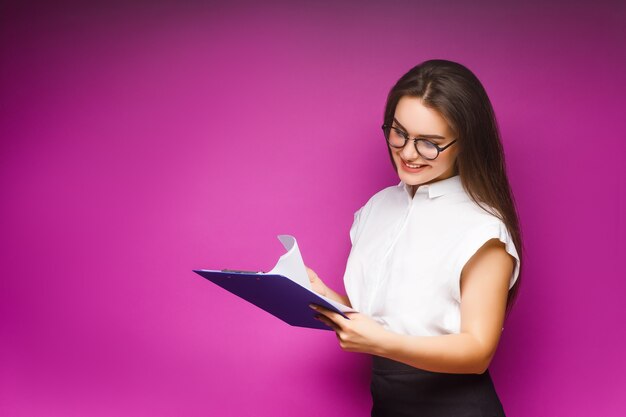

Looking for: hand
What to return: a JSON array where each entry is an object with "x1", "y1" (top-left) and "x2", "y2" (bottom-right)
[
  {"x1": 306, "y1": 266, "x2": 328, "y2": 297},
  {"x1": 309, "y1": 304, "x2": 393, "y2": 356}
]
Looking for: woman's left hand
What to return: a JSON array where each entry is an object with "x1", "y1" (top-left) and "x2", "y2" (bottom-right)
[{"x1": 309, "y1": 304, "x2": 393, "y2": 355}]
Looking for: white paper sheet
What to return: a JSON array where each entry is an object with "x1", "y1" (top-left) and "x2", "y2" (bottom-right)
[{"x1": 268, "y1": 235, "x2": 355, "y2": 314}]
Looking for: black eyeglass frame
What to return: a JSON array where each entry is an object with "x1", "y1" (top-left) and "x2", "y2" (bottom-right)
[{"x1": 381, "y1": 123, "x2": 457, "y2": 161}]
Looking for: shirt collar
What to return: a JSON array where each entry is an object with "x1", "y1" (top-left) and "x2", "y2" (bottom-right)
[{"x1": 398, "y1": 175, "x2": 464, "y2": 199}]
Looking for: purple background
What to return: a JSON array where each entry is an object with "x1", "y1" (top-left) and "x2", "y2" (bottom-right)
[{"x1": 1, "y1": 1, "x2": 625, "y2": 416}]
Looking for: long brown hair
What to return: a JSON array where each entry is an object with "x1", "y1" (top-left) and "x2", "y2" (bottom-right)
[{"x1": 383, "y1": 59, "x2": 522, "y2": 313}]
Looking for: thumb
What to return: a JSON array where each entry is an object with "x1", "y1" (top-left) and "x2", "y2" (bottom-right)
[{"x1": 306, "y1": 266, "x2": 317, "y2": 281}]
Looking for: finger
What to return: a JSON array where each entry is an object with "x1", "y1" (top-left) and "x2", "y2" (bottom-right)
[
  {"x1": 306, "y1": 266, "x2": 316, "y2": 277},
  {"x1": 309, "y1": 304, "x2": 347, "y2": 326},
  {"x1": 309, "y1": 304, "x2": 345, "y2": 330},
  {"x1": 315, "y1": 314, "x2": 340, "y2": 331},
  {"x1": 312, "y1": 309, "x2": 338, "y2": 326}
]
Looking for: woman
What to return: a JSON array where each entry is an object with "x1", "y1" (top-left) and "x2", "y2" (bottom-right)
[{"x1": 307, "y1": 59, "x2": 522, "y2": 416}]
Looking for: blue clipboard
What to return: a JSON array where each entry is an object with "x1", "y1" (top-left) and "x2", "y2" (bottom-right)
[{"x1": 193, "y1": 269, "x2": 350, "y2": 331}]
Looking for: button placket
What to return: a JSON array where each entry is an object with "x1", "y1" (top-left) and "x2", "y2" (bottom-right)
[{"x1": 366, "y1": 195, "x2": 416, "y2": 315}]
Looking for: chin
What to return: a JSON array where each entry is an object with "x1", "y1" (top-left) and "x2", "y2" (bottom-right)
[
  {"x1": 398, "y1": 169, "x2": 432, "y2": 185},
  {"x1": 399, "y1": 169, "x2": 452, "y2": 187}
]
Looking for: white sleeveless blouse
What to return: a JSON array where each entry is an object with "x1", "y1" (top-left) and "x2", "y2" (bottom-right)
[{"x1": 343, "y1": 175, "x2": 520, "y2": 336}]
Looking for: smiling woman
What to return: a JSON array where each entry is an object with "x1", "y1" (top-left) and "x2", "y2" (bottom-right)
[
  {"x1": 306, "y1": 59, "x2": 523, "y2": 417},
  {"x1": 384, "y1": 96, "x2": 460, "y2": 193}
]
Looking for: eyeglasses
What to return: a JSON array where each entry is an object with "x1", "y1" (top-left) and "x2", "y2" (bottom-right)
[{"x1": 381, "y1": 123, "x2": 457, "y2": 161}]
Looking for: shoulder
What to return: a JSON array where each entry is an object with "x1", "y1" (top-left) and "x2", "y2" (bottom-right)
[
  {"x1": 353, "y1": 183, "x2": 403, "y2": 216},
  {"x1": 439, "y1": 187, "x2": 504, "y2": 230},
  {"x1": 450, "y1": 191, "x2": 517, "y2": 260},
  {"x1": 349, "y1": 183, "x2": 403, "y2": 244},
  {"x1": 451, "y1": 199, "x2": 520, "y2": 290},
  {"x1": 367, "y1": 183, "x2": 403, "y2": 206}
]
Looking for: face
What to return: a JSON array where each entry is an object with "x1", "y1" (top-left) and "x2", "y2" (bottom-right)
[{"x1": 390, "y1": 96, "x2": 459, "y2": 191}]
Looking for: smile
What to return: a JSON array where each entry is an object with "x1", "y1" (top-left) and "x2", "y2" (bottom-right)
[{"x1": 401, "y1": 159, "x2": 429, "y2": 172}]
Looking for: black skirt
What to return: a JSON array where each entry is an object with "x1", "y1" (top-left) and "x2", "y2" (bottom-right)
[{"x1": 370, "y1": 356, "x2": 506, "y2": 417}]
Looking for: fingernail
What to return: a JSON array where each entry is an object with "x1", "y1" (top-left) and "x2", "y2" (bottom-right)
[{"x1": 309, "y1": 304, "x2": 317, "y2": 310}]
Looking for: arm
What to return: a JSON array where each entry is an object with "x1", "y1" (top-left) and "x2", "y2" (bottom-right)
[
  {"x1": 311, "y1": 238, "x2": 514, "y2": 374},
  {"x1": 306, "y1": 266, "x2": 352, "y2": 308}
]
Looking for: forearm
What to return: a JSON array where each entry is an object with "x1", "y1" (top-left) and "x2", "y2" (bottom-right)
[{"x1": 377, "y1": 331, "x2": 495, "y2": 374}]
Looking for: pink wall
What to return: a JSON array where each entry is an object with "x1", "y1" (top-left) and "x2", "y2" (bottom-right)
[{"x1": 1, "y1": 1, "x2": 624, "y2": 415}]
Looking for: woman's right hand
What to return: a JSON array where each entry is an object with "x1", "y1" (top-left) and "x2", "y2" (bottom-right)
[{"x1": 306, "y1": 266, "x2": 328, "y2": 297}]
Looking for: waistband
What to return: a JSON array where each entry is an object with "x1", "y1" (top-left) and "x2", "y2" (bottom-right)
[
  {"x1": 372, "y1": 355, "x2": 423, "y2": 372},
  {"x1": 371, "y1": 355, "x2": 491, "y2": 378}
]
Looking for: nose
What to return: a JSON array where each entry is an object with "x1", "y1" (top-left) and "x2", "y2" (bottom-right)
[{"x1": 400, "y1": 139, "x2": 420, "y2": 161}]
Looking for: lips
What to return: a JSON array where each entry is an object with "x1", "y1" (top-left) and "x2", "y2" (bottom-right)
[
  {"x1": 403, "y1": 160, "x2": 426, "y2": 169},
  {"x1": 400, "y1": 159, "x2": 429, "y2": 171}
]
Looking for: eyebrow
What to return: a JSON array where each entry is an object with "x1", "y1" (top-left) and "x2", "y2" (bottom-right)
[{"x1": 393, "y1": 118, "x2": 446, "y2": 140}]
